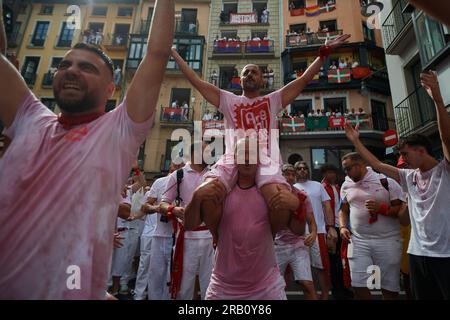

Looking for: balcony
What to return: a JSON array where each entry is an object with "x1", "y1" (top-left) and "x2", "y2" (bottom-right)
[
  {"x1": 103, "y1": 33, "x2": 129, "y2": 50},
  {"x1": 212, "y1": 40, "x2": 275, "y2": 59},
  {"x1": 7, "y1": 32, "x2": 23, "y2": 48},
  {"x1": 283, "y1": 67, "x2": 391, "y2": 95},
  {"x1": 279, "y1": 114, "x2": 395, "y2": 138},
  {"x1": 160, "y1": 106, "x2": 193, "y2": 127},
  {"x1": 286, "y1": 30, "x2": 343, "y2": 48},
  {"x1": 41, "y1": 72, "x2": 54, "y2": 88},
  {"x1": 127, "y1": 36, "x2": 204, "y2": 73},
  {"x1": 22, "y1": 73, "x2": 36, "y2": 87},
  {"x1": 382, "y1": 0, "x2": 414, "y2": 54},
  {"x1": 394, "y1": 87, "x2": 436, "y2": 138},
  {"x1": 175, "y1": 19, "x2": 199, "y2": 36},
  {"x1": 27, "y1": 35, "x2": 46, "y2": 48}
]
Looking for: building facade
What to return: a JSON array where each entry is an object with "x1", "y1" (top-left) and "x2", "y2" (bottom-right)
[
  {"x1": 126, "y1": 0, "x2": 211, "y2": 176},
  {"x1": 380, "y1": 0, "x2": 450, "y2": 159},
  {"x1": 280, "y1": 0, "x2": 395, "y2": 179}
]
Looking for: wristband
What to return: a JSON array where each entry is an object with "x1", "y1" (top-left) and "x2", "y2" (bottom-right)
[
  {"x1": 167, "y1": 205, "x2": 175, "y2": 220},
  {"x1": 319, "y1": 45, "x2": 332, "y2": 61},
  {"x1": 377, "y1": 203, "x2": 390, "y2": 216},
  {"x1": 133, "y1": 168, "x2": 140, "y2": 176}
]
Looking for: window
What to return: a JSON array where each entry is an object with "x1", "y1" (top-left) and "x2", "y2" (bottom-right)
[
  {"x1": 163, "y1": 140, "x2": 182, "y2": 171},
  {"x1": 371, "y1": 100, "x2": 388, "y2": 131},
  {"x1": 293, "y1": 60, "x2": 308, "y2": 73},
  {"x1": 251, "y1": 30, "x2": 268, "y2": 40},
  {"x1": 290, "y1": 23, "x2": 307, "y2": 34},
  {"x1": 323, "y1": 97, "x2": 347, "y2": 114},
  {"x1": 168, "y1": 38, "x2": 204, "y2": 71},
  {"x1": 320, "y1": 20, "x2": 337, "y2": 32},
  {"x1": 21, "y1": 57, "x2": 40, "y2": 85},
  {"x1": 291, "y1": 99, "x2": 313, "y2": 117},
  {"x1": 57, "y1": 22, "x2": 74, "y2": 48},
  {"x1": 31, "y1": 21, "x2": 49, "y2": 46},
  {"x1": 221, "y1": 30, "x2": 238, "y2": 40},
  {"x1": 179, "y1": 9, "x2": 198, "y2": 34},
  {"x1": 41, "y1": 98, "x2": 57, "y2": 112},
  {"x1": 252, "y1": 2, "x2": 268, "y2": 23},
  {"x1": 112, "y1": 59, "x2": 124, "y2": 70},
  {"x1": 289, "y1": 0, "x2": 306, "y2": 9},
  {"x1": 40, "y1": 5, "x2": 53, "y2": 15},
  {"x1": 311, "y1": 147, "x2": 353, "y2": 181},
  {"x1": 219, "y1": 66, "x2": 236, "y2": 89},
  {"x1": 92, "y1": 6, "x2": 107, "y2": 16},
  {"x1": 170, "y1": 88, "x2": 191, "y2": 107},
  {"x1": 141, "y1": 7, "x2": 154, "y2": 34},
  {"x1": 221, "y1": 2, "x2": 238, "y2": 23},
  {"x1": 362, "y1": 22, "x2": 376, "y2": 42},
  {"x1": 113, "y1": 24, "x2": 130, "y2": 45},
  {"x1": 118, "y1": 7, "x2": 133, "y2": 17},
  {"x1": 106, "y1": 100, "x2": 117, "y2": 113},
  {"x1": 318, "y1": 0, "x2": 334, "y2": 6},
  {"x1": 415, "y1": 13, "x2": 446, "y2": 66}
]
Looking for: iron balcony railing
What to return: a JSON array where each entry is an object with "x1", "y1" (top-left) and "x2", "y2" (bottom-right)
[
  {"x1": 394, "y1": 86, "x2": 436, "y2": 138},
  {"x1": 382, "y1": 0, "x2": 413, "y2": 50}
]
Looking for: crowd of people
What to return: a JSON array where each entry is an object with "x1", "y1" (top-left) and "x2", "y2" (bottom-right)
[{"x1": 1, "y1": 0, "x2": 450, "y2": 301}]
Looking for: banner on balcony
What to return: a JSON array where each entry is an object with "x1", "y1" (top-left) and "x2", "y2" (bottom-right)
[
  {"x1": 231, "y1": 77, "x2": 242, "y2": 89},
  {"x1": 305, "y1": 5, "x2": 321, "y2": 16},
  {"x1": 290, "y1": 8, "x2": 305, "y2": 16},
  {"x1": 328, "y1": 68, "x2": 351, "y2": 84},
  {"x1": 291, "y1": 4, "x2": 336, "y2": 17},
  {"x1": 215, "y1": 40, "x2": 241, "y2": 53},
  {"x1": 317, "y1": 31, "x2": 341, "y2": 41},
  {"x1": 287, "y1": 34, "x2": 307, "y2": 47},
  {"x1": 246, "y1": 40, "x2": 270, "y2": 53},
  {"x1": 329, "y1": 116, "x2": 345, "y2": 128},
  {"x1": 351, "y1": 66, "x2": 371, "y2": 79},
  {"x1": 320, "y1": 3, "x2": 336, "y2": 13},
  {"x1": 230, "y1": 13, "x2": 257, "y2": 25},
  {"x1": 280, "y1": 117, "x2": 306, "y2": 134}
]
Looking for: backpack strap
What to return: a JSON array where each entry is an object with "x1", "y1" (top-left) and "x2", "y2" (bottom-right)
[{"x1": 175, "y1": 169, "x2": 184, "y2": 206}]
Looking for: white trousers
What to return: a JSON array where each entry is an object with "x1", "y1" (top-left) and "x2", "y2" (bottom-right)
[
  {"x1": 147, "y1": 236, "x2": 173, "y2": 300},
  {"x1": 133, "y1": 235, "x2": 153, "y2": 300}
]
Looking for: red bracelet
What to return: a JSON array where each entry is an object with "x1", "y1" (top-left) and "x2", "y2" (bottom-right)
[
  {"x1": 377, "y1": 203, "x2": 390, "y2": 216},
  {"x1": 319, "y1": 45, "x2": 332, "y2": 61},
  {"x1": 167, "y1": 205, "x2": 175, "y2": 220},
  {"x1": 133, "y1": 168, "x2": 140, "y2": 176}
]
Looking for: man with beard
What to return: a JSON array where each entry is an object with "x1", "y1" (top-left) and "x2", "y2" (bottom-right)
[
  {"x1": 0, "y1": 0, "x2": 174, "y2": 299},
  {"x1": 170, "y1": 34, "x2": 350, "y2": 244}
]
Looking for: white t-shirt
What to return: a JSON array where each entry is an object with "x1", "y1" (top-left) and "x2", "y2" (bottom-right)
[
  {"x1": 341, "y1": 167, "x2": 404, "y2": 239},
  {"x1": 149, "y1": 176, "x2": 172, "y2": 237},
  {"x1": 399, "y1": 160, "x2": 450, "y2": 257},
  {"x1": 294, "y1": 180, "x2": 331, "y2": 234}
]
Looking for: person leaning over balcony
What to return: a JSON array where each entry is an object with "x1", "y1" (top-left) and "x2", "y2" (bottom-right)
[{"x1": 344, "y1": 71, "x2": 450, "y2": 300}]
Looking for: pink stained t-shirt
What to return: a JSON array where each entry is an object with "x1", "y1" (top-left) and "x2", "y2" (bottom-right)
[
  {"x1": 0, "y1": 92, "x2": 153, "y2": 299},
  {"x1": 219, "y1": 89, "x2": 283, "y2": 158},
  {"x1": 205, "y1": 185, "x2": 285, "y2": 300}
]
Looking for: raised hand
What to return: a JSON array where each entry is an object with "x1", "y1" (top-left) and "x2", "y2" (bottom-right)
[
  {"x1": 325, "y1": 34, "x2": 351, "y2": 49},
  {"x1": 421, "y1": 71, "x2": 443, "y2": 103},
  {"x1": 344, "y1": 122, "x2": 360, "y2": 143}
]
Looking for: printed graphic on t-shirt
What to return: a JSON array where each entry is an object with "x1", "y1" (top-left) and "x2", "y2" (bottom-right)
[{"x1": 234, "y1": 97, "x2": 271, "y2": 131}]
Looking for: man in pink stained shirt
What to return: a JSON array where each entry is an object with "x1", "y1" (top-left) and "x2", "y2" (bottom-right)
[
  {"x1": 185, "y1": 138, "x2": 305, "y2": 299},
  {"x1": 0, "y1": 1, "x2": 174, "y2": 299},
  {"x1": 170, "y1": 34, "x2": 350, "y2": 242}
]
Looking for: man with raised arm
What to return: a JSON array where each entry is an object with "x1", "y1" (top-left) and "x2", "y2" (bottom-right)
[
  {"x1": 0, "y1": 0, "x2": 174, "y2": 299},
  {"x1": 344, "y1": 71, "x2": 450, "y2": 299},
  {"x1": 171, "y1": 34, "x2": 350, "y2": 242}
]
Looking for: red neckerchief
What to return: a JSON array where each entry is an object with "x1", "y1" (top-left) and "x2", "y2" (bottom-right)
[
  {"x1": 58, "y1": 112, "x2": 105, "y2": 130},
  {"x1": 321, "y1": 180, "x2": 341, "y2": 224}
]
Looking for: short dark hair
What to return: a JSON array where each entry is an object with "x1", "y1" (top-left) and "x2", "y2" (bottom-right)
[
  {"x1": 398, "y1": 134, "x2": 433, "y2": 155},
  {"x1": 320, "y1": 163, "x2": 338, "y2": 174},
  {"x1": 342, "y1": 152, "x2": 364, "y2": 163},
  {"x1": 72, "y1": 43, "x2": 114, "y2": 77}
]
